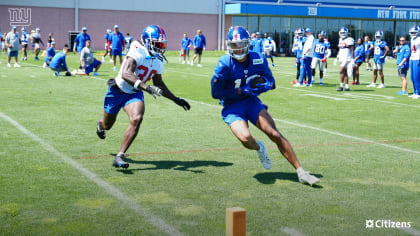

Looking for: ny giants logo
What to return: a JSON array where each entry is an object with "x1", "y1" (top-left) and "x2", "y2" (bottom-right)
[{"x1": 9, "y1": 8, "x2": 31, "y2": 26}]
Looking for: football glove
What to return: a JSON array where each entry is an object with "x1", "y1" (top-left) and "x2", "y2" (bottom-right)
[
  {"x1": 174, "y1": 97, "x2": 191, "y2": 111},
  {"x1": 253, "y1": 76, "x2": 274, "y2": 95},
  {"x1": 240, "y1": 83, "x2": 257, "y2": 96},
  {"x1": 146, "y1": 85, "x2": 162, "y2": 99}
]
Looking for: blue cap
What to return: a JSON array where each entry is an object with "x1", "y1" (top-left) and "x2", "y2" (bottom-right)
[
  {"x1": 114, "y1": 25, "x2": 119, "y2": 29},
  {"x1": 305, "y1": 28, "x2": 312, "y2": 32},
  {"x1": 82, "y1": 27, "x2": 87, "y2": 31},
  {"x1": 11, "y1": 26, "x2": 16, "y2": 29}
]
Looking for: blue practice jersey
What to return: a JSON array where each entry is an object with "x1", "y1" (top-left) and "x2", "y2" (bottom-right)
[
  {"x1": 74, "y1": 33, "x2": 91, "y2": 52},
  {"x1": 313, "y1": 40, "x2": 330, "y2": 59},
  {"x1": 373, "y1": 40, "x2": 388, "y2": 63},
  {"x1": 104, "y1": 34, "x2": 109, "y2": 41},
  {"x1": 250, "y1": 38, "x2": 263, "y2": 53},
  {"x1": 364, "y1": 41, "x2": 373, "y2": 53},
  {"x1": 396, "y1": 44, "x2": 411, "y2": 69},
  {"x1": 21, "y1": 31, "x2": 29, "y2": 44},
  {"x1": 295, "y1": 37, "x2": 306, "y2": 58},
  {"x1": 193, "y1": 35, "x2": 206, "y2": 49},
  {"x1": 109, "y1": 32, "x2": 125, "y2": 50},
  {"x1": 211, "y1": 52, "x2": 275, "y2": 106},
  {"x1": 49, "y1": 52, "x2": 68, "y2": 71},
  {"x1": 45, "y1": 47, "x2": 56, "y2": 62},
  {"x1": 125, "y1": 36, "x2": 133, "y2": 47},
  {"x1": 354, "y1": 45, "x2": 365, "y2": 63},
  {"x1": 182, "y1": 37, "x2": 193, "y2": 50}
]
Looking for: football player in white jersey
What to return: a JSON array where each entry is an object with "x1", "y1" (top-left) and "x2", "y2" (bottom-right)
[
  {"x1": 96, "y1": 25, "x2": 191, "y2": 169},
  {"x1": 32, "y1": 28, "x2": 44, "y2": 61},
  {"x1": 336, "y1": 27, "x2": 354, "y2": 91},
  {"x1": 409, "y1": 26, "x2": 420, "y2": 99}
]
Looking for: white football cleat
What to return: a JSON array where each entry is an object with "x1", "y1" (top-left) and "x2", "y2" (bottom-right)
[
  {"x1": 7, "y1": 63, "x2": 11, "y2": 68},
  {"x1": 197, "y1": 64, "x2": 203, "y2": 67},
  {"x1": 293, "y1": 83, "x2": 304, "y2": 87},
  {"x1": 182, "y1": 61, "x2": 185, "y2": 64},
  {"x1": 366, "y1": 83, "x2": 376, "y2": 88},
  {"x1": 14, "y1": 63, "x2": 21, "y2": 68},
  {"x1": 376, "y1": 84, "x2": 385, "y2": 88},
  {"x1": 256, "y1": 140, "x2": 271, "y2": 170},
  {"x1": 297, "y1": 167, "x2": 320, "y2": 186},
  {"x1": 411, "y1": 94, "x2": 420, "y2": 99}
]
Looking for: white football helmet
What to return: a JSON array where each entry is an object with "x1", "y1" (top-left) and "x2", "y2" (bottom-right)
[
  {"x1": 375, "y1": 30, "x2": 383, "y2": 41},
  {"x1": 409, "y1": 26, "x2": 419, "y2": 39},
  {"x1": 339, "y1": 27, "x2": 348, "y2": 39}
]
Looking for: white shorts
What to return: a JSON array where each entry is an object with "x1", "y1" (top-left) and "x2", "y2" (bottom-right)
[
  {"x1": 373, "y1": 62, "x2": 384, "y2": 70},
  {"x1": 264, "y1": 49, "x2": 272, "y2": 57},
  {"x1": 34, "y1": 43, "x2": 40, "y2": 49},
  {"x1": 339, "y1": 60, "x2": 351, "y2": 68},
  {"x1": 311, "y1": 58, "x2": 325, "y2": 71}
]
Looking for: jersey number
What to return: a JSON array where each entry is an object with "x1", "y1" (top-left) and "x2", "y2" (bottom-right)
[
  {"x1": 374, "y1": 46, "x2": 381, "y2": 55},
  {"x1": 315, "y1": 45, "x2": 325, "y2": 54},
  {"x1": 137, "y1": 65, "x2": 157, "y2": 82}
]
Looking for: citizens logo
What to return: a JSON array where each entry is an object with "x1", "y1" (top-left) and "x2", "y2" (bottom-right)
[{"x1": 366, "y1": 219, "x2": 412, "y2": 229}]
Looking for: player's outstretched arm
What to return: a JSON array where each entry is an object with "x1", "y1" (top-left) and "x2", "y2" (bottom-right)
[{"x1": 152, "y1": 74, "x2": 191, "y2": 111}]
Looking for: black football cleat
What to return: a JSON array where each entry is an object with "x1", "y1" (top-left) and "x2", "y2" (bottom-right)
[
  {"x1": 344, "y1": 87, "x2": 350, "y2": 91},
  {"x1": 96, "y1": 120, "x2": 106, "y2": 139},
  {"x1": 113, "y1": 154, "x2": 129, "y2": 169},
  {"x1": 336, "y1": 87, "x2": 343, "y2": 91}
]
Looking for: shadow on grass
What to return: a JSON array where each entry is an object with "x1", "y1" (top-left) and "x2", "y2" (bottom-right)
[
  {"x1": 253, "y1": 172, "x2": 324, "y2": 188},
  {"x1": 117, "y1": 158, "x2": 233, "y2": 174}
]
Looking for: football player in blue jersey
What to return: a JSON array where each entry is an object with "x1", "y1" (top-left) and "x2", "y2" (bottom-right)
[
  {"x1": 20, "y1": 27, "x2": 29, "y2": 61},
  {"x1": 211, "y1": 26, "x2": 320, "y2": 186},
  {"x1": 311, "y1": 30, "x2": 330, "y2": 85},
  {"x1": 367, "y1": 30, "x2": 389, "y2": 88},
  {"x1": 292, "y1": 28, "x2": 305, "y2": 84},
  {"x1": 124, "y1": 33, "x2": 133, "y2": 54},
  {"x1": 250, "y1": 32, "x2": 263, "y2": 54},
  {"x1": 352, "y1": 38, "x2": 365, "y2": 85},
  {"x1": 102, "y1": 29, "x2": 112, "y2": 62}
]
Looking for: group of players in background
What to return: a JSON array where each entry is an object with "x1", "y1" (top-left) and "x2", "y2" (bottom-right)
[{"x1": 290, "y1": 25, "x2": 420, "y2": 98}]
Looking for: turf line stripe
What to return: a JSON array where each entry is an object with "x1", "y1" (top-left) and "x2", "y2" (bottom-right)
[
  {"x1": 281, "y1": 227, "x2": 307, "y2": 236},
  {"x1": 0, "y1": 111, "x2": 183, "y2": 236}
]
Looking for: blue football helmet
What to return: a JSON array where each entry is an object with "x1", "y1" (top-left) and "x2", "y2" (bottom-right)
[
  {"x1": 318, "y1": 30, "x2": 326, "y2": 37},
  {"x1": 339, "y1": 27, "x2": 348, "y2": 39},
  {"x1": 375, "y1": 30, "x2": 383, "y2": 41},
  {"x1": 142, "y1": 25, "x2": 167, "y2": 55},
  {"x1": 409, "y1": 25, "x2": 419, "y2": 39},
  {"x1": 226, "y1": 26, "x2": 250, "y2": 60},
  {"x1": 296, "y1": 28, "x2": 304, "y2": 38}
]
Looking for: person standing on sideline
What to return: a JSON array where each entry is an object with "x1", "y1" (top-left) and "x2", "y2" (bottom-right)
[
  {"x1": 47, "y1": 33, "x2": 54, "y2": 47},
  {"x1": 43, "y1": 41, "x2": 56, "y2": 68},
  {"x1": 73, "y1": 27, "x2": 91, "y2": 55},
  {"x1": 352, "y1": 38, "x2": 365, "y2": 85},
  {"x1": 367, "y1": 30, "x2": 389, "y2": 88},
  {"x1": 336, "y1": 27, "x2": 354, "y2": 91},
  {"x1": 191, "y1": 29, "x2": 206, "y2": 67},
  {"x1": 20, "y1": 27, "x2": 29, "y2": 61},
  {"x1": 364, "y1": 36, "x2": 373, "y2": 71},
  {"x1": 211, "y1": 26, "x2": 320, "y2": 185},
  {"x1": 409, "y1": 26, "x2": 420, "y2": 99},
  {"x1": 298, "y1": 28, "x2": 315, "y2": 87},
  {"x1": 102, "y1": 29, "x2": 112, "y2": 62},
  {"x1": 181, "y1": 33, "x2": 193, "y2": 64},
  {"x1": 5, "y1": 26, "x2": 21, "y2": 68},
  {"x1": 393, "y1": 36, "x2": 411, "y2": 95},
  {"x1": 109, "y1": 25, "x2": 125, "y2": 71}
]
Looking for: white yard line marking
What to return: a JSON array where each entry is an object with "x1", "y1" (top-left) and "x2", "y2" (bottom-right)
[
  {"x1": 281, "y1": 227, "x2": 307, "y2": 236},
  {"x1": 0, "y1": 111, "x2": 183, "y2": 236},
  {"x1": 390, "y1": 220, "x2": 420, "y2": 236},
  {"x1": 343, "y1": 93, "x2": 394, "y2": 99},
  {"x1": 301, "y1": 93, "x2": 349, "y2": 101}
]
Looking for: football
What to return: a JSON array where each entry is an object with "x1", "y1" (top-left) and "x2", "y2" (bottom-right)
[{"x1": 250, "y1": 76, "x2": 266, "y2": 88}]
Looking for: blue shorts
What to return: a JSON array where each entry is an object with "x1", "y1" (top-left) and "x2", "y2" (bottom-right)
[
  {"x1": 296, "y1": 56, "x2": 302, "y2": 64},
  {"x1": 222, "y1": 96, "x2": 267, "y2": 126},
  {"x1": 85, "y1": 60, "x2": 101, "y2": 74},
  {"x1": 8, "y1": 50, "x2": 18, "y2": 58},
  {"x1": 112, "y1": 48, "x2": 122, "y2": 56},
  {"x1": 104, "y1": 86, "x2": 144, "y2": 114}
]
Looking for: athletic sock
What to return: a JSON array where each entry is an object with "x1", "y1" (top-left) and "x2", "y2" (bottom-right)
[
  {"x1": 345, "y1": 84, "x2": 349, "y2": 89},
  {"x1": 340, "y1": 82, "x2": 344, "y2": 87}
]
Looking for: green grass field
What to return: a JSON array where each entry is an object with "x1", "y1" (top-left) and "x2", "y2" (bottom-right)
[{"x1": 1, "y1": 49, "x2": 419, "y2": 236}]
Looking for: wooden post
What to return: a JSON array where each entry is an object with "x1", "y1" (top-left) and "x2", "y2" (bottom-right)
[{"x1": 226, "y1": 207, "x2": 246, "y2": 236}]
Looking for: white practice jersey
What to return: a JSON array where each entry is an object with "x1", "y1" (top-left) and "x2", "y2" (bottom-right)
[
  {"x1": 411, "y1": 37, "x2": 420, "y2": 61},
  {"x1": 115, "y1": 40, "x2": 164, "y2": 94},
  {"x1": 338, "y1": 37, "x2": 354, "y2": 62},
  {"x1": 263, "y1": 39, "x2": 276, "y2": 51}
]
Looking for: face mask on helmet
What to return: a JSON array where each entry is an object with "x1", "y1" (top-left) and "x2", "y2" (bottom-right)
[
  {"x1": 339, "y1": 30, "x2": 347, "y2": 39},
  {"x1": 227, "y1": 40, "x2": 250, "y2": 60},
  {"x1": 148, "y1": 39, "x2": 167, "y2": 55},
  {"x1": 375, "y1": 32, "x2": 383, "y2": 41},
  {"x1": 409, "y1": 26, "x2": 419, "y2": 39}
]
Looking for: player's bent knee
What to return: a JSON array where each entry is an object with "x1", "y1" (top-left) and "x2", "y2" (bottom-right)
[{"x1": 129, "y1": 114, "x2": 143, "y2": 126}]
